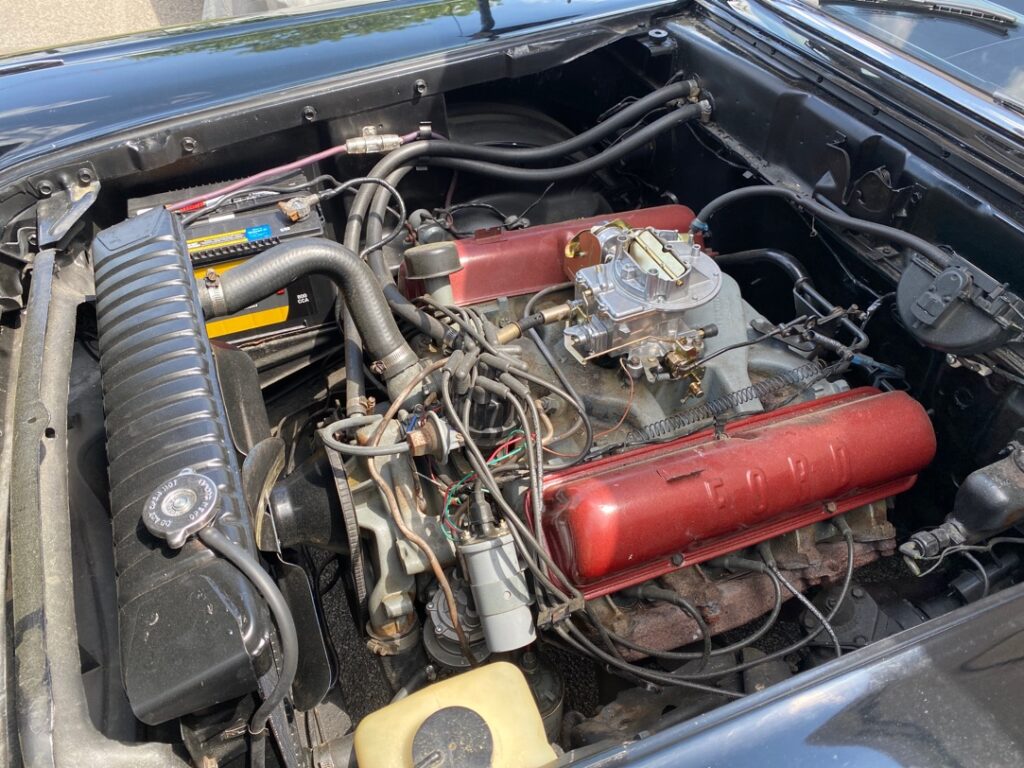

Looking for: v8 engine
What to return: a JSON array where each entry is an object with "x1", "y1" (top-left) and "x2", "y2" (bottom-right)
[{"x1": 18, "y1": 45, "x2": 1024, "y2": 768}]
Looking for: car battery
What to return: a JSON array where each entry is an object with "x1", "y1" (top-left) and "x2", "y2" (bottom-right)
[{"x1": 128, "y1": 174, "x2": 335, "y2": 343}]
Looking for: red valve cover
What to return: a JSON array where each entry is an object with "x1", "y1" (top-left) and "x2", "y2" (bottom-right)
[
  {"x1": 541, "y1": 388, "x2": 936, "y2": 598},
  {"x1": 445, "y1": 204, "x2": 695, "y2": 305}
]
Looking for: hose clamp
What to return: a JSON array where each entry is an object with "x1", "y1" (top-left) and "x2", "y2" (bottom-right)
[
  {"x1": 698, "y1": 98, "x2": 713, "y2": 123},
  {"x1": 204, "y1": 274, "x2": 228, "y2": 318},
  {"x1": 375, "y1": 347, "x2": 415, "y2": 376}
]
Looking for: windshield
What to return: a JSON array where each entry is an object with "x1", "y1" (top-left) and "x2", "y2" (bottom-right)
[
  {"x1": 801, "y1": 0, "x2": 1024, "y2": 105},
  {"x1": 0, "y1": 0, "x2": 375, "y2": 57}
]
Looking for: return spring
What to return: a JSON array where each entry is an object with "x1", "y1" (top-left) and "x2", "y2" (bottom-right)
[{"x1": 628, "y1": 360, "x2": 841, "y2": 443}]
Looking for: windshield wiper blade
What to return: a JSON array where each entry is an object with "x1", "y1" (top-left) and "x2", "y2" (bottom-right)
[{"x1": 819, "y1": 0, "x2": 1019, "y2": 30}]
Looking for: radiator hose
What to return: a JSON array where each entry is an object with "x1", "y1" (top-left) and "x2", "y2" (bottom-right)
[{"x1": 198, "y1": 238, "x2": 422, "y2": 395}]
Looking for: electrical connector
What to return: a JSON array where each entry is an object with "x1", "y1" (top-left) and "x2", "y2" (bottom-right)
[
  {"x1": 345, "y1": 126, "x2": 403, "y2": 155},
  {"x1": 277, "y1": 194, "x2": 320, "y2": 223}
]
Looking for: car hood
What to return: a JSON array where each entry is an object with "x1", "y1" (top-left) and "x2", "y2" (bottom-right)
[{"x1": 0, "y1": 0, "x2": 677, "y2": 172}]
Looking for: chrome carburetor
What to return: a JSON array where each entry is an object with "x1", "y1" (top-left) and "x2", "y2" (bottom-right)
[{"x1": 562, "y1": 222, "x2": 722, "y2": 383}]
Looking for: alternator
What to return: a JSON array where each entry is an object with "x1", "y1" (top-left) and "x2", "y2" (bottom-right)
[{"x1": 562, "y1": 222, "x2": 722, "y2": 383}]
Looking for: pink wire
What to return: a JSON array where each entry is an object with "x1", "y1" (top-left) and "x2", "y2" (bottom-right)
[{"x1": 166, "y1": 131, "x2": 421, "y2": 213}]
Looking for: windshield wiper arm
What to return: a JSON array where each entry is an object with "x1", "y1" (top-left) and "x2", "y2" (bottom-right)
[{"x1": 819, "y1": 0, "x2": 1019, "y2": 30}]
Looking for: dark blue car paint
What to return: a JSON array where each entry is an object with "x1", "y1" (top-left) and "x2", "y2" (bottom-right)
[
  {"x1": 575, "y1": 581, "x2": 1024, "y2": 767},
  {"x1": 1, "y1": 0, "x2": 1023, "y2": 765},
  {"x1": 0, "y1": 0, "x2": 674, "y2": 172}
]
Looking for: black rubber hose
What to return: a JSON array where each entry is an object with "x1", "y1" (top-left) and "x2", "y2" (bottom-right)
[
  {"x1": 342, "y1": 309, "x2": 366, "y2": 415},
  {"x1": 338, "y1": 176, "x2": 411, "y2": 415},
  {"x1": 715, "y1": 248, "x2": 868, "y2": 350},
  {"x1": 692, "y1": 186, "x2": 952, "y2": 269},
  {"x1": 198, "y1": 527, "x2": 298, "y2": 735},
  {"x1": 364, "y1": 167, "x2": 452, "y2": 343},
  {"x1": 422, "y1": 104, "x2": 706, "y2": 183},
  {"x1": 715, "y1": 248, "x2": 811, "y2": 285},
  {"x1": 199, "y1": 238, "x2": 418, "y2": 378},
  {"x1": 443, "y1": 79, "x2": 699, "y2": 164},
  {"x1": 331, "y1": 175, "x2": 412, "y2": 417},
  {"x1": 345, "y1": 99, "x2": 708, "y2": 253},
  {"x1": 390, "y1": 668, "x2": 429, "y2": 703}
]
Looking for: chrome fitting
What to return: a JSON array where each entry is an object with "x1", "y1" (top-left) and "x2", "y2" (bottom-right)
[{"x1": 346, "y1": 126, "x2": 403, "y2": 155}]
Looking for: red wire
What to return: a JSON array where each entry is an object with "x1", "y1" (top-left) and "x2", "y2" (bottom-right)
[
  {"x1": 487, "y1": 435, "x2": 525, "y2": 463},
  {"x1": 166, "y1": 131, "x2": 421, "y2": 213}
]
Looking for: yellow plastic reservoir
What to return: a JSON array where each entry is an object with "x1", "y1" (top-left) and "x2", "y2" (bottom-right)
[{"x1": 354, "y1": 662, "x2": 557, "y2": 768}]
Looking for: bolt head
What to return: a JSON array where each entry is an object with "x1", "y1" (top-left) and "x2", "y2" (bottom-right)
[
  {"x1": 181, "y1": 137, "x2": 198, "y2": 154},
  {"x1": 414, "y1": 78, "x2": 428, "y2": 95},
  {"x1": 37, "y1": 180, "x2": 53, "y2": 197},
  {"x1": 302, "y1": 105, "x2": 317, "y2": 122}
]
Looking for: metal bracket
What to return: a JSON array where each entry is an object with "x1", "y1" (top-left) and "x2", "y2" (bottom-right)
[
  {"x1": 34, "y1": 165, "x2": 100, "y2": 247},
  {"x1": 536, "y1": 596, "x2": 586, "y2": 629}
]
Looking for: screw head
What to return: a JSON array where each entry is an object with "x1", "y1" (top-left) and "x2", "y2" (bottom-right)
[
  {"x1": 414, "y1": 78, "x2": 428, "y2": 95},
  {"x1": 37, "y1": 180, "x2": 53, "y2": 197},
  {"x1": 181, "y1": 136, "x2": 198, "y2": 154},
  {"x1": 670, "y1": 553, "x2": 684, "y2": 566},
  {"x1": 302, "y1": 105, "x2": 317, "y2": 122},
  {"x1": 77, "y1": 168, "x2": 94, "y2": 185},
  {"x1": 852, "y1": 586, "x2": 866, "y2": 599}
]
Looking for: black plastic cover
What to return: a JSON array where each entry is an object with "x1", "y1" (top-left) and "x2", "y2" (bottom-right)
[
  {"x1": 92, "y1": 208, "x2": 271, "y2": 725},
  {"x1": 896, "y1": 254, "x2": 1015, "y2": 354}
]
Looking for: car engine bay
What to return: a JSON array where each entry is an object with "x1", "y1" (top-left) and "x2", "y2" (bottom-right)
[{"x1": 4, "y1": 14, "x2": 1024, "y2": 768}]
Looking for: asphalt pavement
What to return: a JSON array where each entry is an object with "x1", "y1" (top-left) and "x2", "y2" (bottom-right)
[{"x1": 0, "y1": 0, "x2": 206, "y2": 56}]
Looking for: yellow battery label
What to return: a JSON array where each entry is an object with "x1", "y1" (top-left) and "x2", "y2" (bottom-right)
[
  {"x1": 205, "y1": 306, "x2": 289, "y2": 338},
  {"x1": 186, "y1": 229, "x2": 249, "y2": 254}
]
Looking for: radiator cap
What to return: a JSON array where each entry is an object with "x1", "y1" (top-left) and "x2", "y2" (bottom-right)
[{"x1": 142, "y1": 468, "x2": 219, "y2": 548}]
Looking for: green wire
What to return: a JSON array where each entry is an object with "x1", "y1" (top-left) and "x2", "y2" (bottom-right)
[{"x1": 437, "y1": 443, "x2": 526, "y2": 539}]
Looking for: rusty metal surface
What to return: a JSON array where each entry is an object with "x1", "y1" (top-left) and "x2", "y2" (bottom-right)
[{"x1": 591, "y1": 527, "x2": 894, "y2": 661}]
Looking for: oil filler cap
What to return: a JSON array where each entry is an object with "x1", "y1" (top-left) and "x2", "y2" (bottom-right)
[{"x1": 142, "y1": 468, "x2": 219, "y2": 548}]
